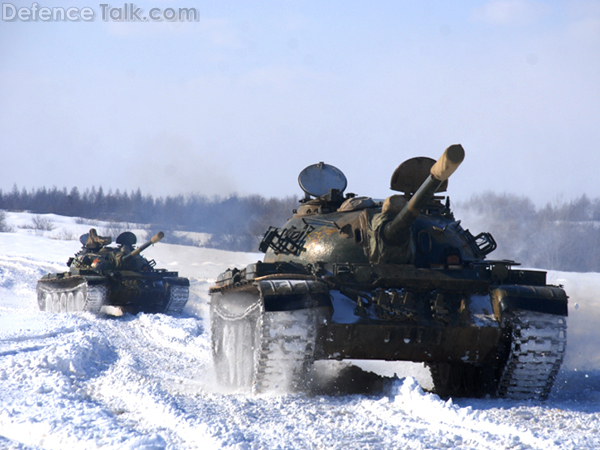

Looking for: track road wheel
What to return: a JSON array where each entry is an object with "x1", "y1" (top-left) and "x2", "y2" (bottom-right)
[
  {"x1": 75, "y1": 291, "x2": 86, "y2": 311},
  {"x1": 59, "y1": 293, "x2": 67, "y2": 312},
  {"x1": 66, "y1": 292, "x2": 75, "y2": 311},
  {"x1": 52, "y1": 293, "x2": 60, "y2": 313},
  {"x1": 39, "y1": 291, "x2": 52, "y2": 311}
]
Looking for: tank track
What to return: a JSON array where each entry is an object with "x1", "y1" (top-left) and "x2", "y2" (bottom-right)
[
  {"x1": 165, "y1": 284, "x2": 189, "y2": 314},
  {"x1": 37, "y1": 282, "x2": 108, "y2": 313},
  {"x1": 427, "y1": 360, "x2": 496, "y2": 398},
  {"x1": 211, "y1": 279, "x2": 330, "y2": 394},
  {"x1": 211, "y1": 297, "x2": 263, "y2": 390},
  {"x1": 85, "y1": 284, "x2": 108, "y2": 312},
  {"x1": 497, "y1": 310, "x2": 567, "y2": 400},
  {"x1": 253, "y1": 307, "x2": 328, "y2": 393}
]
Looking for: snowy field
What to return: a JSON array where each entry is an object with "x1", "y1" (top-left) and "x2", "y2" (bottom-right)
[{"x1": 1, "y1": 212, "x2": 600, "y2": 449}]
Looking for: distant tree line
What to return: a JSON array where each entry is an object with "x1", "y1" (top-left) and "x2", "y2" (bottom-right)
[
  {"x1": 0, "y1": 184, "x2": 298, "y2": 252},
  {"x1": 0, "y1": 210, "x2": 9, "y2": 233},
  {"x1": 456, "y1": 193, "x2": 600, "y2": 273},
  {"x1": 2, "y1": 184, "x2": 600, "y2": 272}
]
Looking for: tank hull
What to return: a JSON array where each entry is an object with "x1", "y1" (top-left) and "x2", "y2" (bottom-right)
[
  {"x1": 37, "y1": 271, "x2": 189, "y2": 314},
  {"x1": 209, "y1": 262, "x2": 567, "y2": 399}
]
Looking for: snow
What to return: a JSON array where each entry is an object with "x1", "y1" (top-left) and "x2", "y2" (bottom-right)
[{"x1": 1, "y1": 212, "x2": 600, "y2": 449}]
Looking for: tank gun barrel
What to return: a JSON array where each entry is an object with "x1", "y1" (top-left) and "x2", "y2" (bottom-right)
[
  {"x1": 123, "y1": 232, "x2": 165, "y2": 260},
  {"x1": 383, "y1": 144, "x2": 465, "y2": 244}
]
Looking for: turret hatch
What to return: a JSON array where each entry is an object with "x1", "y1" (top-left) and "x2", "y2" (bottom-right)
[
  {"x1": 298, "y1": 162, "x2": 347, "y2": 199},
  {"x1": 390, "y1": 157, "x2": 448, "y2": 194}
]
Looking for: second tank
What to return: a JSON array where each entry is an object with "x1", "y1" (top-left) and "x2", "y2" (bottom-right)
[{"x1": 37, "y1": 229, "x2": 189, "y2": 315}]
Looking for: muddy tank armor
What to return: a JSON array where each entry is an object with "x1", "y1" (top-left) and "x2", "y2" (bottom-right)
[
  {"x1": 209, "y1": 145, "x2": 567, "y2": 399},
  {"x1": 37, "y1": 230, "x2": 189, "y2": 314}
]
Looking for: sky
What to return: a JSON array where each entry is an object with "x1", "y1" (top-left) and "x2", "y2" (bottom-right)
[{"x1": 1, "y1": 0, "x2": 599, "y2": 206}]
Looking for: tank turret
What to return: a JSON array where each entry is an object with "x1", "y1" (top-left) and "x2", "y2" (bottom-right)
[
  {"x1": 209, "y1": 145, "x2": 568, "y2": 401},
  {"x1": 123, "y1": 231, "x2": 165, "y2": 261},
  {"x1": 383, "y1": 144, "x2": 464, "y2": 245},
  {"x1": 258, "y1": 144, "x2": 473, "y2": 268}
]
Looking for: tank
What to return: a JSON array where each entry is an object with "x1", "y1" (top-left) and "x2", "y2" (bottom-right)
[
  {"x1": 209, "y1": 145, "x2": 568, "y2": 399},
  {"x1": 37, "y1": 229, "x2": 189, "y2": 314}
]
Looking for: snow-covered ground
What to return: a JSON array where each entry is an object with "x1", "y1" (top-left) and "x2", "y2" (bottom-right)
[{"x1": 1, "y1": 212, "x2": 600, "y2": 449}]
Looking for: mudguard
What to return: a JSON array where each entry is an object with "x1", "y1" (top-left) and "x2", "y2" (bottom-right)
[{"x1": 491, "y1": 285, "x2": 568, "y2": 317}]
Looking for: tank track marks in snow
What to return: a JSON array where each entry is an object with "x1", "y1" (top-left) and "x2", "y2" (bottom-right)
[
  {"x1": 164, "y1": 282, "x2": 189, "y2": 314},
  {"x1": 497, "y1": 310, "x2": 567, "y2": 400},
  {"x1": 37, "y1": 280, "x2": 107, "y2": 313}
]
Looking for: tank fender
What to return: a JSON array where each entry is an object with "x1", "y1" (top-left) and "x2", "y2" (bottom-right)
[{"x1": 491, "y1": 285, "x2": 568, "y2": 318}]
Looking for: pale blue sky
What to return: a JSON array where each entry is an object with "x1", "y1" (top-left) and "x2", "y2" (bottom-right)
[{"x1": 1, "y1": 1, "x2": 599, "y2": 205}]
